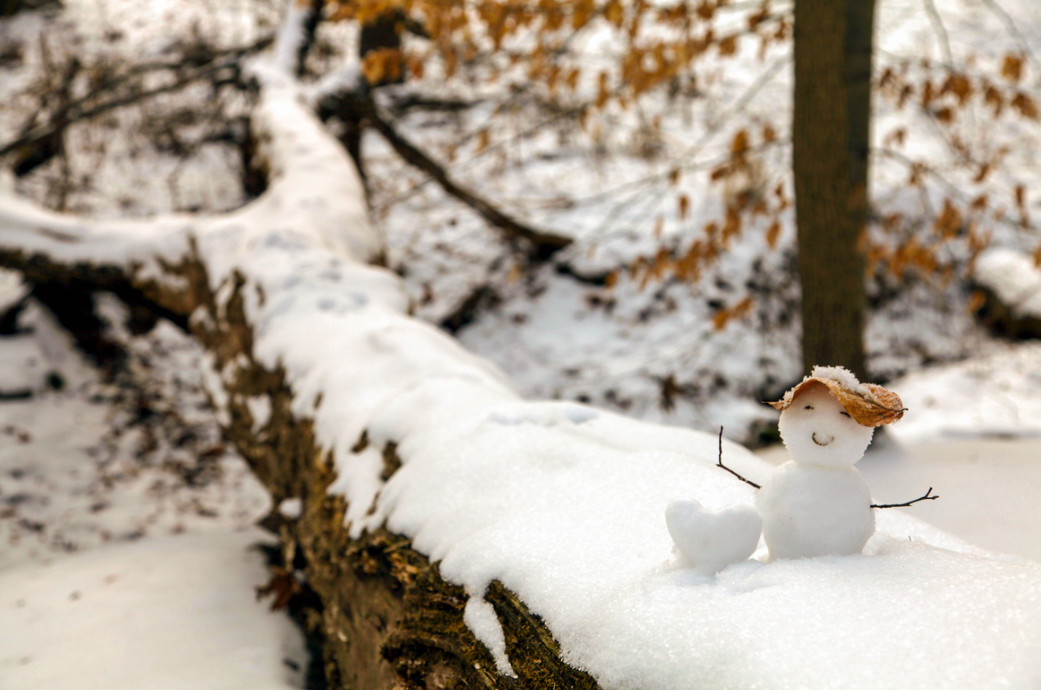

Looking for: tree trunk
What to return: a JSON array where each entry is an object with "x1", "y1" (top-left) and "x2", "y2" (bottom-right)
[{"x1": 792, "y1": 0, "x2": 876, "y2": 377}]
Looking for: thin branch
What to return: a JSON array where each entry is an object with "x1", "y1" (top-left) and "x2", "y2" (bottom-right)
[
  {"x1": 356, "y1": 91, "x2": 573, "y2": 257},
  {"x1": 0, "y1": 59, "x2": 247, "y2": 160},
  {"x1": 298, "y1": 0, "x2": 326, "y2": 76},
  {"x1": 979, "y1": 0, "x2": 1041, "y2": 80},
  {"x1": 715, "y1": 426, "x2": 761, "y2": 489},
  {"x1": 872, "y1": 487, "x2": 939, "y2": 509},
  {"x1": 921, "y1": 0, "x2": 953, "y2": 65}
]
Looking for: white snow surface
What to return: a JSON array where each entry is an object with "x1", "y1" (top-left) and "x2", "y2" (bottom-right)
[
  {"x1": 463, "y1": 594, "x2": 516, "y2": 678},
  {"x1": 0, "y1": 301, "x2": 305, "y2": 689},
  {"x1": 0, "y1": 531, "x2": 303, "y2": 690},
  {"x1": 808, "y1": 364, "x2": 868, "y2": 396},
  {"x1": 665, "y1": 500, "x2": 761, "y2": 575}
]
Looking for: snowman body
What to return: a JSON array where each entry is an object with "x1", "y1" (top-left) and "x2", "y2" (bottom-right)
[{"x1": 756, "y1": 461, "x2": 874, "y2": 559}]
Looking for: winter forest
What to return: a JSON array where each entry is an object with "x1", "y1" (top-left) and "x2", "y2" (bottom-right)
[{"x1": 1, "y1": 0, "x2": 1041, "y2": 687}]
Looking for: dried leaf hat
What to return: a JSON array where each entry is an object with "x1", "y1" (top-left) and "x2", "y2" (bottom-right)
[{"x1": 768, "y1": 365, "x2": 905, "y2": 427}]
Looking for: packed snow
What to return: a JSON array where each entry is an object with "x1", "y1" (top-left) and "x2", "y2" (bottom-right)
[
  {"x1": 665, "y1": 500, "x2": 761, "y2": 575},
  {"x1": 0, "y1": 302, "x2": 306, "y2": 689},
  {"x1": 760, "y1": 384, "x2": 878, "y2": 559},
  {"x1": 0, "y1": 531, "x2": 304, "y2": 690}
]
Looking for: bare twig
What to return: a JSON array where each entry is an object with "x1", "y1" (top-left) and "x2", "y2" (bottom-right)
[
  {"x1": 922, "y1": 0, "x2": 953, "y2": 65},
  {"x1": 715, "y1": 426, "x2": 761, "y2": 489},
  {"x1": 294, "y1": 0, "x2": 325, "y2": 77},
  {"x1": 356, "y1": 91, "x2": 573, "y2": 257},
  {"x1": 872, "y1": 487, "x2": 939, "y2": 509},
  {"x1": 979, "y1": 0, "x2": 1041, "y2": 80}
]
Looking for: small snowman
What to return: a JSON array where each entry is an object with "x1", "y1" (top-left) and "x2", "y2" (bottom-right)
[{"x1": 666, "y1": 366, "x2": 907, "y2": 572}]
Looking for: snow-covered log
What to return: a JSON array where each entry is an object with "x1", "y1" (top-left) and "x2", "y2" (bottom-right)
[
  {"x1": 3, "y1": 14, "x2": 1041, "y2": 690},
  {"x1": 0, "y1": 29, "x2": 597, "y2": 689}
]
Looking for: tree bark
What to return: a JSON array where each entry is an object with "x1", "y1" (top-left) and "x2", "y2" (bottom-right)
[{"x1": 792, "y1": 0, "x2": 876, "y2": 377}]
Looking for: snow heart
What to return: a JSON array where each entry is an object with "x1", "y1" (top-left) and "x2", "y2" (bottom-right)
[
  {"x1": 667, "y1": 366, "x2": 909, "y2": 570},
  {"x1": 665, "y1": 500, "x2": 761, "y2": 575}
]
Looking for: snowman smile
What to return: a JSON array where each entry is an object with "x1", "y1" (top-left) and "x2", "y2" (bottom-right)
[{"x1": 812, "y1": 432, "x2": 834, "y2": 446}]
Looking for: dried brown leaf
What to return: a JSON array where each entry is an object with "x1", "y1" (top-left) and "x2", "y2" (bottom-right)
[{"x1": 1002, "y1": 54, "x2": 1024, "y2": 83}]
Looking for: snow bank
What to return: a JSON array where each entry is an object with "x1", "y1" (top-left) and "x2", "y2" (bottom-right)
[{"x1": 890, "y1": 342, "x2": 1041, "y2": 441}]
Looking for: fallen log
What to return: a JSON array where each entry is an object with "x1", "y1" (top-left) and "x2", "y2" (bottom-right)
[{"x1": 0, "y1": 33, "x2": 598, "y2": 688}]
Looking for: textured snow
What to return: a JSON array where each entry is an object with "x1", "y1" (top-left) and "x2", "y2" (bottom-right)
[
  {"x1": 0, "y1": 532, "x2": 303, "y2": 690},
  {"x1": 463, "y1": 594, "x2": 516, "y2": 678},
  {"x1": 809, "y1": 364, "x2": 868, "y2": 396}
]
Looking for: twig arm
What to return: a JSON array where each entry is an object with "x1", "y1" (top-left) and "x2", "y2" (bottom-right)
[
  {"x1": 872, "y1": 487, "x2": 939, "y2": 509},
  {"x1": 715, "y1": 426, "x2": 761, "y2": 490}
]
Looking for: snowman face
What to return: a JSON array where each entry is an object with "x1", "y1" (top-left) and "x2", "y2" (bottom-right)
[{"x1": 777, "y1": 383, "x2": 874, "y2": 467}]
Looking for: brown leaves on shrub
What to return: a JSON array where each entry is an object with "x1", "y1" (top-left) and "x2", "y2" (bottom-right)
[
  {"x1": 1001, "y1": 54, "x2": 1024, "y2": 83},
  {"x1": 713, "y1": 297, "x2": 754, "y2": 331}
]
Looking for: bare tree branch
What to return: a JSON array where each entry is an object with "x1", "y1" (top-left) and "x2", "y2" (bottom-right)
[
  {"x1": 0, "y1": 40, "x2": 271, "y2": 164},
  {"x1": 354, "y1": 90, "x2": 574, "y2": 257},
  {"x1": 872, "y1": 487, "x2": 939, "y2": 509},
  {"x1": 922, "y1": 0, "x2": 953, "y2": 66}
]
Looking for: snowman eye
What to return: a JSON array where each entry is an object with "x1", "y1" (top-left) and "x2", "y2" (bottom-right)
[
  {"x1": 840, "y1": 411, "x2": 851, "y2": 418},
  {"x1": 803, "y1": 405, "x2": 814, "y2": 410}
]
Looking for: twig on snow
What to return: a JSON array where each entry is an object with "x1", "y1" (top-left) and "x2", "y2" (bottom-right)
[
  {"x1": 871, "y1": 487, "x2": 939, "y2": 509},
  {"x1": 715, "y1": 426, "x2": 761, "y2": 489}
]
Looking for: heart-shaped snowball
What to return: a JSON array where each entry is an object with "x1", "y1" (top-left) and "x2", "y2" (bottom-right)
[{"x1": 665, "y1": 499, "x2": 762, "y2": 574}]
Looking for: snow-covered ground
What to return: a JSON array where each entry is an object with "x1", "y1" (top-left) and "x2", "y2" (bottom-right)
[
  {"x1": 0, "y1": 295, "x2": 306, "y2": 689},
  {"x1": 1, "y1": 0, "x2": 1041, "y2": 688}
]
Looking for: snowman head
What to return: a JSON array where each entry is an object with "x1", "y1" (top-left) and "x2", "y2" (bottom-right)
[
  {"x1": 770, "y1": 366, "x2": 905, "y2": 467},
  {"x1": 777, "y1": 382, "x2": 875, "y2": 467}
]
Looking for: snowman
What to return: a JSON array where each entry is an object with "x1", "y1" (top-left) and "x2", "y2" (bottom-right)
[{"x1": 666, "y1": 366, "x2": 906, "y2": 573}]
